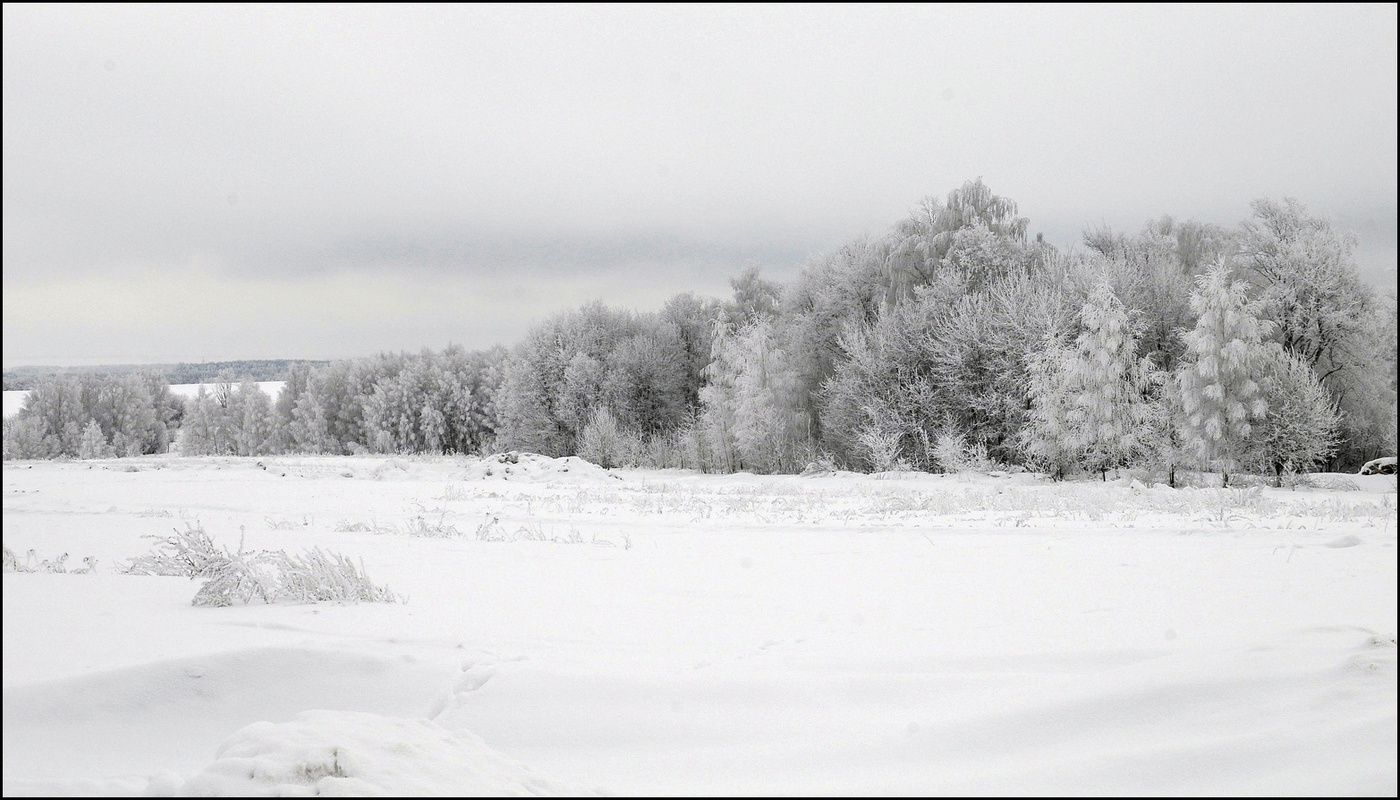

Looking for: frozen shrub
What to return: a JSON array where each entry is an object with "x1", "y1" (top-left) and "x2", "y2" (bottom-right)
[
  {"x1": 578, "y1": 406, "x2": 631, "y2": 469},
  {"x1": 123, "y1": 523, "x2": 228, "y2": 577},
  {"x1": 2, "y1": 547, "x2": 95, "y2": 574},
  {"x1": 265, "y1": 548, "x2": 397, "y2": 604},
  {"x1": 123, "y1": 523, "x2": 397, "y2": 606},
  {"x1": 857, "y1": 415, "x2": 909, "y2": 472},
  {"x1": 191, "y1": 546, "x2": 281, "y2": 607},
  {"x1": 933, "y1": 422, "x2": 1003, "y2": 474}
]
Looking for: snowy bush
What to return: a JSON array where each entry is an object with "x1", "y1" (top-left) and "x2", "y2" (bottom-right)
[
  {"x1": 578, "y1": 406, "x2": 633, "y2": 469},
  {"x1": 191, "y1": 544, "x2": 282, "y2": 606},
  {"x1": 403, "y1": 511, "x2": 461, "y2": 538},
  {"x1": 123, "y1": 522, "x2": 228, "y2": 577},
  {"x1": 3, "y1": 547, "x2": 97, "y2": 574},
  {"x1": 856, "y1": 414, "x2": 909, "y2": 472},
  {"x1": 267, "y1": 548, "x2": 398, "y2": 604},
  {"x1": 123, "y1": 523, "x2": 398, "y2": 606},
  {"x1": 933, "y1": 422, "x2": 1001, "y2": 474}
]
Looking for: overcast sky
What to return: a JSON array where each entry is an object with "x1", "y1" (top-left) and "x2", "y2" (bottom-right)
[{"x1": 4, "y1": 4, "x2": 1396, "y2": 368}]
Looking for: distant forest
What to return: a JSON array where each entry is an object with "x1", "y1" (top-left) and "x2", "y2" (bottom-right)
[
  {"x1": 5, "y1": 180, "x2": 1396, "y2": 483},
  {"x1": 2, "y1": 360, "x2": 330, "y2": 391}
]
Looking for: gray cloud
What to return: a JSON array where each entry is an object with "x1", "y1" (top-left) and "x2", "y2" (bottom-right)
[{"x1": 4, "y1": 4, "x2": 1395, "y2": 365}]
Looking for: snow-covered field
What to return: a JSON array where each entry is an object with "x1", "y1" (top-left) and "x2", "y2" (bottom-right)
[
  {"x1": 2, "y1": 391, "x2": 26, "y2": 419},
  {"x1": 3, "y1": 454, "x2": 1396, "y2": 795}
]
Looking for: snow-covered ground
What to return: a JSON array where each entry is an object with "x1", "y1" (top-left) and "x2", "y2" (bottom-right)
[
  {"x1": 3, "y1": 454, "x2": 1396, "y2": 795},
  {"x1": 3, "y1": 382, "x2": 288, "y2": 419}
]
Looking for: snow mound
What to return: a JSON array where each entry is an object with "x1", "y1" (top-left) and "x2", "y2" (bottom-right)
[
  {"x1": 459, "y1": 453, "x2": 619, "y2": 483},
  {"x1": 1, "y1": 645, "x2": 462, "y2": 788},
  {"x1": 171, "y1": 710, "x2": 588, "y2": 797}
]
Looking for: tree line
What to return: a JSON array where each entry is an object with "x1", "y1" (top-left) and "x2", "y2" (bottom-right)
[
  {"x1": 2, "y1": 359, "x2": 330, "y2": 391},
  {"x1": 5, "y1": 181, "x2": 1396, "y2": 484}
]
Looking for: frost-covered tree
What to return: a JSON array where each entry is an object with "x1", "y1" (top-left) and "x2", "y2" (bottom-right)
[
  {"x1": 1249, "y1": 350, "x2": 1341, "y2": 486},
  {"x1": 270, "y1": 364, "x2": 313, "y2": 453},
  {"x1": 659, "y1": 292, "x2": 724, "y2": 412},
  {"x1": 1174, "y1": 265, "x2": 1274, "y2": 486},
  {"x1": 496, "y1": 302, "x2": 696, "y2": 457},
  {"x1": 179, "y1": 387, "x2": 222, "y2": 455},
  {"x1": 234, "y1": 383, "x2": 275, "y2": 456},
  {"x1": 3, "y1": 373, "x2": 171, "y2": 459},
  {"x1": 729, "y1": 321, "x2": 809, "y2": 473},
  {"x1": 1382, "y1": 289, "x2": 1399, "y2": 455},
  {"x1": 725, "y1": 266, "x2": 783, "y2": 328},
  {"x1": 1022, "y1": 336, "x2": 1077, "y2": 479},
  {"x1": 289, "y1": 385, "x2": 334, "y2": 454},
  {"x1": 1066, "y1": 283, "x2": 1161, "y2": 478},
  {"x1": 820, "y1": 266, "x2": 1071, "y2": 471},
  {"x1": 887, "y1": 179, "x2": 1029, "y2": 299},
  {"x1": 700, "y1": 317, "x2": 809, "y2": 473},
  {"x1": 1077, "y1": 226, "x2": 1201, "y2": 372},
  {"x1": 27, "y1": 377, "x2": 87, "y2": 455},
  {"x1": 178, "y1": 381, "x2": 276, "y2": 456},
  {"x1": 443, "y1": 345, "x2": 505, "y2": 455},
  {"x1": 77, "y1": 419, "x2": 108, "y2": 460},
  {"x1": 558, "y1": 352, "x2": 606, "y2": 439},
  {"x1": 1234, "y1": 198, "x2": 1391, "y2": 468},
  {"x1": 820, "y1": 309, "x2": 925, "y2": 470},
  {"x1": 697, "y1": 315, "x2": 743, "y2": 473},
  {"x1": 938, "y1": 222, "x2": 1032, "y2": 294},
  {"x1": 784, "y1": 237, "x2": 896, "y2": 445},
  {"x1": 1024, "y1": 283, "x2": 1161, "y2": 479},
  {"x1": 604, "y1": 324, "x2": 691, "y2": 436},
  {"x1": 93, "y1": 374, "x2": 161, "y2": 456},
  {"x1": 497, "y1": 335, "x2": 568, "y2": 456},
  {"x1": 496, "y1": 303, "x2": 643, "y2": 456},
  {"x1": 3, "y1": 416, "x2": 54, "y2": 460},
  {"x1": 1236, "y1": 198, "x2": 1367, "y2": 378}
]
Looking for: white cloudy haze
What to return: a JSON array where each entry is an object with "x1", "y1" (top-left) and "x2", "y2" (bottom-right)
[{"x1": 3, "y1": 4, "x2": 1396, "y2": 367}]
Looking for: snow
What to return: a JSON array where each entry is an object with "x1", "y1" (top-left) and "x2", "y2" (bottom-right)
[
  {"x1": 3, "y1": 455, "x2": 1396, "y2": 795},
  {"x1": 2, "y1": 391, "x2": 28, "y2": 419},
  {"x1": 175, "y1": 710, "x2": 587, "y2": 796}
]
